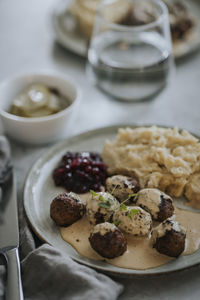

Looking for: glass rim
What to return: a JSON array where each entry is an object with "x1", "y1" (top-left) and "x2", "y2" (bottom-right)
[{"x1": 96, "y1": 0, "x2": 169, "y2": 32}]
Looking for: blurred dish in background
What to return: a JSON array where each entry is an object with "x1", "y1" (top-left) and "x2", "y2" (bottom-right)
[
  {"x1": 163, "y1": 0, "x2": 198, "y2": 57},
  {"x1": 73, "y1": 0, "x2": 132, "y2": 38},
  {"x1": 86, "y1": 0, "x2": 174, "y2": 101},
  {"x1": 0, "y1": 72, "x2": 80, "y2": 145},
  {"x1": 52, "y1": 0, "x2": 200, "y2": 59}
]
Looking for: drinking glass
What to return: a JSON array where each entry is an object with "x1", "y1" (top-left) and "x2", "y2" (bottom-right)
[{"x1": 87, "y1": 0, "x2": 175, "y2": 101}]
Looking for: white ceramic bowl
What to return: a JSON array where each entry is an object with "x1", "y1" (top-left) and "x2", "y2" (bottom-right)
[{"x1": 0, "y1": 72, "x2": 81, "y2": 145}]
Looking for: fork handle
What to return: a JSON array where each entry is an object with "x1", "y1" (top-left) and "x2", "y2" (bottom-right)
[{"x1": 4, "y1": 247, "x2": 24, "y2": 300}]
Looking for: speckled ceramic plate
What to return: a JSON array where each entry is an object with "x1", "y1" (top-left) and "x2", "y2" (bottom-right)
[
  {"x1": 24, "y1": 124, "x2": 200, "y2": 277},
  {"x1": 51, "y1": 0, "x2": 200, "y2": 60}
]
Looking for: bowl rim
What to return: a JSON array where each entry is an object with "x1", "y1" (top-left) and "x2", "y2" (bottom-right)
[{"x1": 0, "y1": 71, "x2": 81, "y2": 123}]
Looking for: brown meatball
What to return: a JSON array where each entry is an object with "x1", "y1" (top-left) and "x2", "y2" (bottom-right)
[
  {"x1": 86, "y1": 192, "x2": 120, "y2": 225},
  {"x1": 89, "y1": 222, "x2": 127, "y2": 259},
  {"x1": 136, "y1": 189, "x2": 174, "y2": 222},
  {"x1": 154, "y1": 230, "x2": 186, "y2": 257},
  {"x1": 93, "y1": 211, "x2": 110, "y2": 225},
  {"x1": 50, "y1": 192, "x2": 85, "y2": 226},
  {"x1": 106, "y1": 175, "x2": 140, "y2": 203},
  {"x1": 152, "y1": 219, "x2": 186, "y2": 257},
  {"x1": 157, "y1": 196, "x2": 174, "y2": 222}
]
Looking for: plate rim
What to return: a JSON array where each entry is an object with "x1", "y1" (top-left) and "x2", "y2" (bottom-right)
[{"x1": 23, "y1": 123, "x2": 200, "y2": 277}]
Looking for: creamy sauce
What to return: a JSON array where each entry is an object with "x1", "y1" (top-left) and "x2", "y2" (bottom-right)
[
  {"x1": 60, "y1": 206, "x2": 200, "y2": 270},
  {"x1": 174, "y1": 208, "x2": 200, "y2": 255}
]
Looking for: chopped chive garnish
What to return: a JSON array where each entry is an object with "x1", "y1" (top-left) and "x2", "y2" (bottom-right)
[
  {"x1": 113, "y1": 219, "x2": 120, "y2": 227},
  {"x1": 128, "y1": 208, "x2": 140, "y2": 219},
  {"x1": 108, "y1": 197, "x2": 114, "y2": 204},
  {"x1": 110, "y1": 184, "x2": 117, "y2": 195},
  {"x1": 120, "y1": 203, "x2": 127, "y2": 211},
  {"x1": 99, "y1": 195, "x2": 105, "y2": 202},
  {"x1": 128, "y1": 193, "x2": 137, "y2": 199},
  {"x1": 90, "y1": 190, "x2": 98, "y2": 197},
  {"x1": 98, "y1": 202, "x2": 111, "y2": 209}
]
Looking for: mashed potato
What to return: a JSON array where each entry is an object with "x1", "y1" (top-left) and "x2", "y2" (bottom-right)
[{"x1": 102, "y1": 126, "x2": 200, "y2": 208}]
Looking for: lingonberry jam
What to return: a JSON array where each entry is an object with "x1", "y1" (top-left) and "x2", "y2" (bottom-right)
[{"x1": 53, "y1": 152, "x2": 107, "y2": 193}]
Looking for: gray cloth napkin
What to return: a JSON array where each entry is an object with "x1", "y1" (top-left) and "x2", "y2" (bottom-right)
[
  {"x1": 0, "y1": 136, "x2": 124, "y2": 300},
  {"x1": 21, "y1": 244, "x2": 122, "y2": 300}
]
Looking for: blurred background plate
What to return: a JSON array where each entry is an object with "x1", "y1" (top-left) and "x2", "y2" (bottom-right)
[
  {"x1": 24, "y1": 124, "x2": 200, "y2": 277},
  {"x1": 52, "y1": 0, "x2": 200, "y2": 60},
  {"x1": 52, "y1": 0, "x2": 88, "y2": 57}
]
